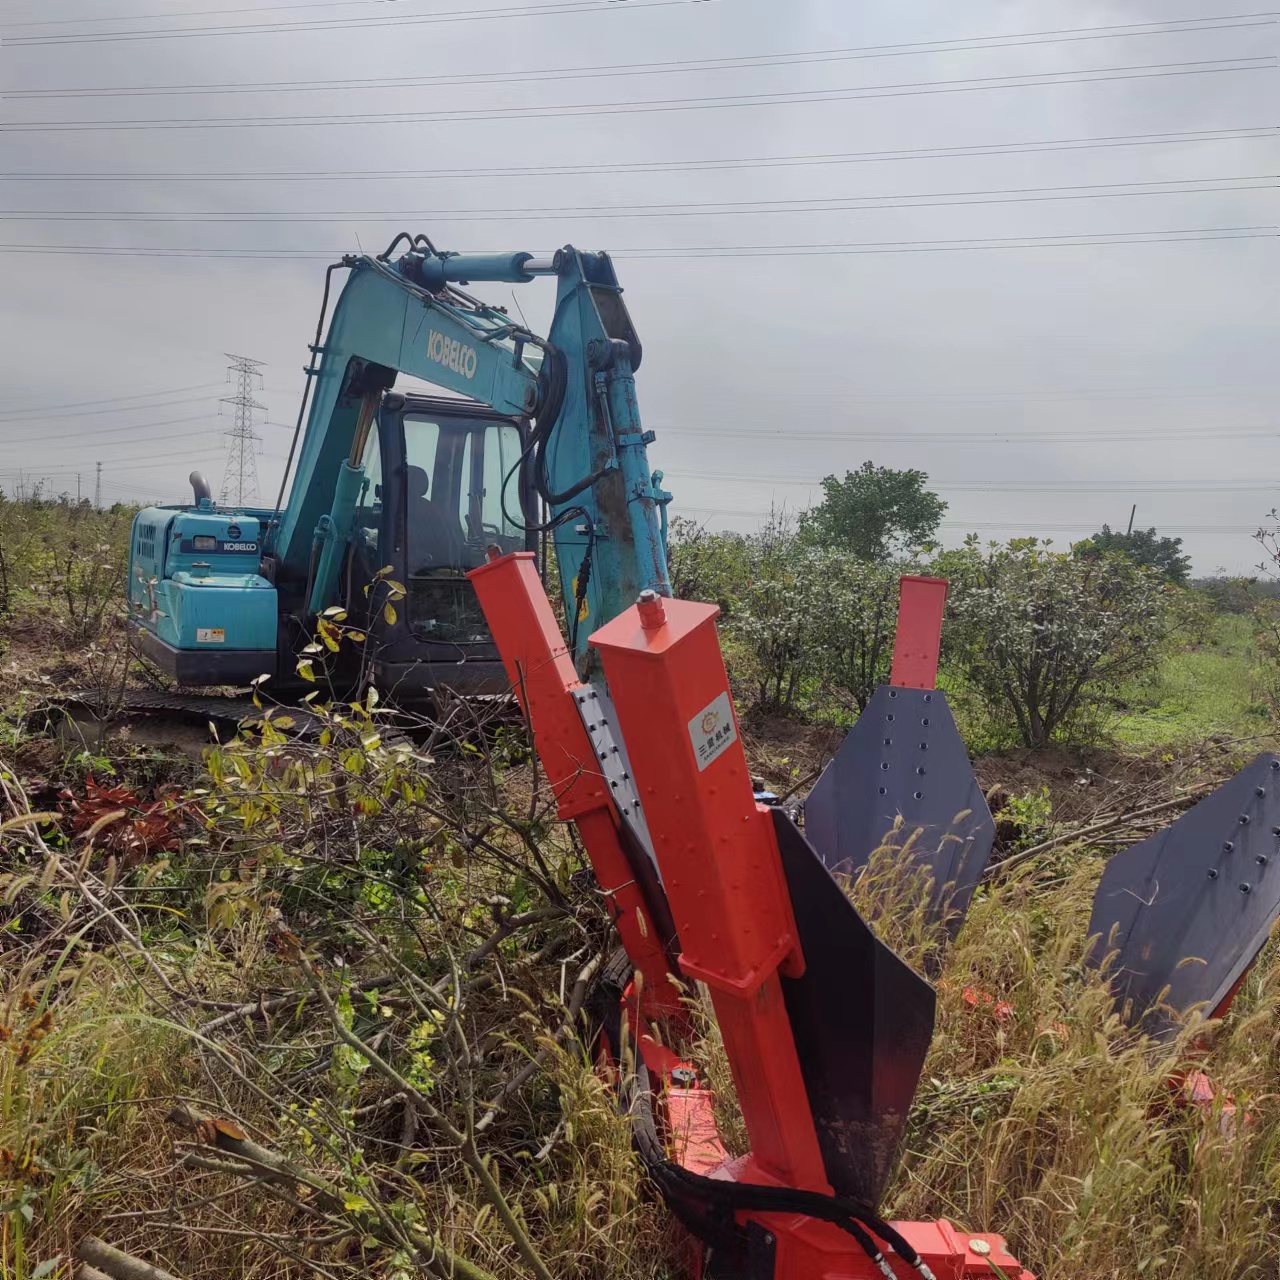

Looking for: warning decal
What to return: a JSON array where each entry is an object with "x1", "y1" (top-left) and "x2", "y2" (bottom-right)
[
  {"x1": 687, "y1": 691, "x2": 737, "y2": 772},
  {"x1": 197, "y1": 628, "x2": 226, "y2": 644}
]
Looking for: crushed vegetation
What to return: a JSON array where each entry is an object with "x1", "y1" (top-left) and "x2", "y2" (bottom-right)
[{"x1": 2, "y1": 495, "x2": 1280, "y2": 1280}]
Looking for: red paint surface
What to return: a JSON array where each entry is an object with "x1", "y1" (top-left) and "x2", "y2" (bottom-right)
[{"x1": 890, "y1": 576, "x2": 948, "y2": 690}]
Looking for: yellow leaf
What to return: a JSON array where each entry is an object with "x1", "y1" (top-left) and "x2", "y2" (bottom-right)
[
  {"x1": 297, "y1": 660, "x2": 316, "y2": 682},
  {"x1": 343, "y1": 1193, "x2": 371, "y2": 1212},
  {"x1": 383, "y1": 602, "x2": 397, "y2": 626}
]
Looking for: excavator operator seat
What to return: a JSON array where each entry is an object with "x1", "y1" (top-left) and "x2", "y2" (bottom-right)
[{"x1": 405, "y1": 463, "x2": 466, "y2": 572}]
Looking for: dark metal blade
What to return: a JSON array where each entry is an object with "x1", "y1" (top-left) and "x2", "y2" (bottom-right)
[
  {"x1": 1089, "y1": 752, "x2": 1280, "y2": 1036},
  {"x1": 803, "y1": 685, "x2": 994, "y2": 935},
  {"x1": 773, "y1": 808, "x2": 936, "y2": 1210}
]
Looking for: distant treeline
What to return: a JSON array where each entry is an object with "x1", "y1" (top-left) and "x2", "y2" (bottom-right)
[{"x1": 1193, "y1": 576, "x2": 1280, "y2": 613}]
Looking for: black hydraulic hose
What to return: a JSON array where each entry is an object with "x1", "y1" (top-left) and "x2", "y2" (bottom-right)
[
  {"x1": 378, "y1": 231, "x2": 437, "y2": 262},
  {"x1": 531, "y1": 346, "x2": 612, "y2": 509},
  {"x1": 626, "y1": 1064, "x2": 937, "y2": 1280},
  {"x1": 268, "y1": 260, "x2": 345, "y2": 548}
]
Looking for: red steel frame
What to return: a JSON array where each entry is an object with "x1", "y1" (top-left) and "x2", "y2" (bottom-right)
[{"x1": 470, "y1": 552, "x2": 1032, "y2": 1280}]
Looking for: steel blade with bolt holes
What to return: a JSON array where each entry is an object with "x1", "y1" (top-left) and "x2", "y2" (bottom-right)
[
  {"x1": 803, "y1": 685, "x2": 995, "y2": 937},
  {"x1": 1089, "y1": 752, "x2": 1280, "y2": 1037}
]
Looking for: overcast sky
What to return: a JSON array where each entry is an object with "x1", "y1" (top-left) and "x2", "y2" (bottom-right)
[{"x1": 1, "y1": 0, "x2": 1275, "y2": 571}]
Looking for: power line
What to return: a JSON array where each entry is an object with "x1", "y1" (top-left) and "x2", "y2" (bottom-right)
[
  {"x1": 3, "y1": 0, "x2": 592, "y2": 28},
  {"x1": 0, "y1": 444, "x2": 229, "y2": 470},
  {"x1": 12, "y1": 175, "x2": 1271, "y2": 225},
  {"x1": 0, "y1": 393, "x2": 235, "y2": 426},
  {"x1": 676, "y1": 387, "x2": 1279, "y2": 404},
  {"x1": 671, "y1": 424, "x2": 1279, "y2": 445},
  {"x1": 10, "y1": 57, "x2": 1272, "y2": 131},
  {"x1": 10, "y1": 126, "x2": 1270, "y2": 182},
  {"x1": 3, "y1": 0, "x2": 688, "y2": 45},
  {"x1": 9, "y1": 14, "x2": 1274, "y2": 97},
  {"x1": 618, "y1": 227, "x2": 1280, "y2": 258},
  {"x1": 0, "y1": 412, "x2": 249, "y2": 448},
  {"x1": 0, "y1": 381, "x2": 225, "y2": 415},
  {"x1": 2, "y1": 226, "x2": 1274, "y2": 261},
  {"x1": 10, "y1": 420, "x2": 1270, "y2": 461},
  {"x1": 675, "y1": 471, "x2": 1279, "y2": 492}
]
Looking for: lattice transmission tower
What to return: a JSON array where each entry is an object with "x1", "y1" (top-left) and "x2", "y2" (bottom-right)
[{"x1": 219, "y1": 353, "x2": 267, "y2": 507}]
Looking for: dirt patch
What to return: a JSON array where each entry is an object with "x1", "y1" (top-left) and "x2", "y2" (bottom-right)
[
  {"x1": 740, "y1": 711, "x2": 845, "y2": 796},
  {"x1": 973, "y1": 739, "x2": 1251, "y2": 827}
]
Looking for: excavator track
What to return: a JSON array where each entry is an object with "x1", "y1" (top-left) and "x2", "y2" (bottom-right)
[{"x1": 39, "y1": 688, "x2": 415, "y2": 751}]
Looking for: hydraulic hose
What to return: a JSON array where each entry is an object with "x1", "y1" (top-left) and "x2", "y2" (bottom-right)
[{"x1": 625, "y1": 1063, "x2": 937, "y2": 1280}]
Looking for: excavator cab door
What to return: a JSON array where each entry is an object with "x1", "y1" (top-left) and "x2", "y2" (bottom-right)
[{"x1": 348, "y1": 393, "x2": 537, "y2": 700}]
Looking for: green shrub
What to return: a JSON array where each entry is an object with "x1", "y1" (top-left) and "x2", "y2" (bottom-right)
[{"x1": 940, "y1": 538, "x2": 1175, "y2": 748}]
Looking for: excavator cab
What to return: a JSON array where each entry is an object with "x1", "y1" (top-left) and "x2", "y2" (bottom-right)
[{"x1": 340, "y1": 391, "x2": 538, "y2": 700}]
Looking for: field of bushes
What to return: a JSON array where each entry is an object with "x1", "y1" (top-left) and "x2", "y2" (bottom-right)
[{"x1": 2, "y1": 489, "x2": 1279, "y2": 1280}]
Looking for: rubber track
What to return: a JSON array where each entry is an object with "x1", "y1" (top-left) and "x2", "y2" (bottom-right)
[{"x1": 48, "y1": 688, "x2": 413, "y2": 747}]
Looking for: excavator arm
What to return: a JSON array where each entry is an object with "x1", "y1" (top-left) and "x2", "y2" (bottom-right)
[{"x1": 267, "y1": 242, "x2": 673, "y2": 666}]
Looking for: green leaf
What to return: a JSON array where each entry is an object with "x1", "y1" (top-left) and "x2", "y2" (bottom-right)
[
  {"x1": 296, "y1": 660, "x2": 316, "y2": 682},
  {"x1": 383, "y1": 602, "x2": 397, "y2": 626}
]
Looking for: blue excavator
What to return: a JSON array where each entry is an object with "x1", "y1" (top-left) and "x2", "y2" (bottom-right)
[{"x1": 126, "y1": 234, "x2": 671, "y2": 704}]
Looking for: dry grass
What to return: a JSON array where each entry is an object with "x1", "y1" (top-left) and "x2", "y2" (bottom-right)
[{"x1": 890, "y1": 866, "x2": 1280, "y2": 1280}]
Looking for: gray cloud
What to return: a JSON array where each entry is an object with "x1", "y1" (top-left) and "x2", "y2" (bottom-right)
[{"x1": 2, "y1": 0, "x2": 1275, "y2": 568}]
